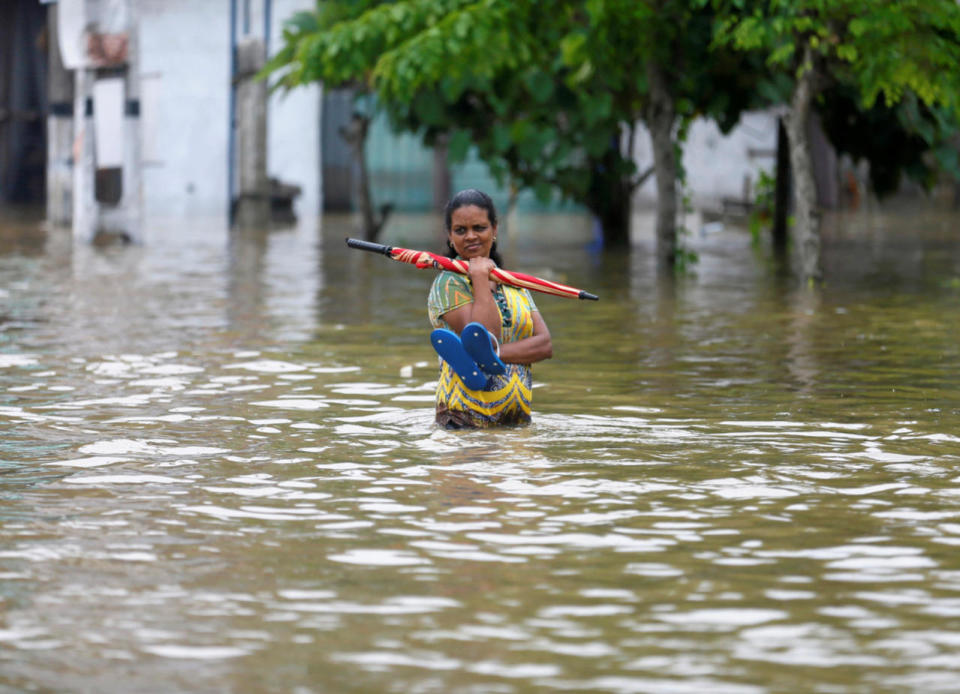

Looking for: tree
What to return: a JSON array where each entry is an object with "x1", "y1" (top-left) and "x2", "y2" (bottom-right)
[
  {"x1": 819, "y1": 88, "x2": 960, "y2": 199},
  {"x1": 266, "y1": 0, "x2": 761, "y2": 262},
  {"x1": 714, "y1": 0, "x2": 960, "y2": 283}
]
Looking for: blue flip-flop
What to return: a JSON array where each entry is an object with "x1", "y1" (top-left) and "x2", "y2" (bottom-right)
[
  {"x1": 430, "y1": 329, "x2": 488, "y2": 390},
  {"x1": 461, "y1": 322, "x2": 507, "y2": 376}
]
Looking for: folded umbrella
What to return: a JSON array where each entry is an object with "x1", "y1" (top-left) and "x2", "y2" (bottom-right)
[{"x1": 346, "y1": 238, "x2": 599, "y2": 301}]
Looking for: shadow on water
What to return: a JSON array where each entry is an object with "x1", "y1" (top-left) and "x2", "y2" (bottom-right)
[{"x1": 1, "y1": 203, "x2": 960, "y2": 692}]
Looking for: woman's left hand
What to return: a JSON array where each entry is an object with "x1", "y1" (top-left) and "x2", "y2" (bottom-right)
[{"x1": 498, "y1": 312, "x2": 552, "y2": 365}]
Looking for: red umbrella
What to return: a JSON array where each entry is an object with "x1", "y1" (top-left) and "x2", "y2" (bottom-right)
[{"x1": 346, "y1": 238, "x2": 599, "y2": 301}]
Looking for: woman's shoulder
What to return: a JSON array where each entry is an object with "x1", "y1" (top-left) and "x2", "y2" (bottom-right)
[
  {"x1": 429, "y1": 270, "x2": 471, "y2": 293},
  {"x1": 428, "y1": 271, "x2": 474, "y2": 326},
  {"x1": 428, "y1": 271, "x2": 472, "y2": 306}
]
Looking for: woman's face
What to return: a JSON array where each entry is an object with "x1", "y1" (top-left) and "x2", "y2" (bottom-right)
[{"x1": 448, "y1": 205, "x2": 496, "y2": 260}]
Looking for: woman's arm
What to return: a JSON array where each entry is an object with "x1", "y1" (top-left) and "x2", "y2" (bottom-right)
[
  {"x1": 444, "y1": 305, "x2": 553, "y2": 366},
  {"x1": 441, "y1": 258, "x2": 501, "y2": 341}
]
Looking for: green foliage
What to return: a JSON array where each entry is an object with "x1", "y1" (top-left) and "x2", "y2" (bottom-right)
[
  {"x1": 714, "y1": 0, "x2": 960, "y2": 112},
  {"x1": 819, "y1": 87, "x2": 960, "y2": 195},
  {"x1": 941, "y1": 276, "x2": 960, "y2": 291},
  {"x1": 714, "y1": 0, "x2": 960, "y2": 197},
  {"x1": 264, "y1": 0, "x2": 767, "y2": 246},
  {"x1": 747, "y1": 169, "x2": 776, "y2": 242},
  {"x1": 675, "y1": 190, "x2": 699, "y2": 274}
]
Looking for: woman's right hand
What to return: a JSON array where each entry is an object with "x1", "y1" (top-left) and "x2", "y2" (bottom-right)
[{"x1": 467, "y1": 257, "x2": 496, "y2": 288}]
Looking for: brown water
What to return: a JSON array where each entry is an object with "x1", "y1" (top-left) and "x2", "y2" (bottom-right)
[{"x1": 2, "y1": 207, "x2": 960, "y2": 693}]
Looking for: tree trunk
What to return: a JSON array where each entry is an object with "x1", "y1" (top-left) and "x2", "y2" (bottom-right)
[
  {"x1": 432, "y1": 134, "x2": 451, "y2": 213},
  {"x1": 47, "y1": 2, "x2": 74, "y2": 226},
  {"x1": 646, "y1": 60, "x2": 678, "y2": 266},
  {"x1": 772, "y1": 117, "x2": 790, "y2": 253},
  {"x1": 586, "y1": 142, "x2": 632, "y2": 247},
  {"x1": 341, "y1": 112, "x2": 390, "y2": 241},
  {"x1": 783, "y1": 46, "x2": 822, "y2": 283}
]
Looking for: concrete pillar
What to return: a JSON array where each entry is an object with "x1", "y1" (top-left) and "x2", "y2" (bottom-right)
[
  {"x1": 72, "y1": 68, "x2": 97, "y2": 242},
  {"x1": 119, "y1": 3, "x2": 142, "y2": 240},
  {"x1": 234, "y1": 37, "x2": 269, "y2": 228},
  {"x1": 47, "y1": 3, "x2": 74, "y2": 226}
]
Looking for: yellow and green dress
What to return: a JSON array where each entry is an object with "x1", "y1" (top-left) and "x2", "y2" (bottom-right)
[{"x1": 428, "y1": 269, "x2": 539, "y2": 428}]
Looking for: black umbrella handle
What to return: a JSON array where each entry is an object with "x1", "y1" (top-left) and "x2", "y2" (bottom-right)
[{"x1": 346, "y1": 238, "x2": 394, "y2": 256}]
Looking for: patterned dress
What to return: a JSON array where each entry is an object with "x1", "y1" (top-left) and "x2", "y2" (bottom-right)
[{"x1": 428, "y1": 269, "x2": 540, "y2": 428}]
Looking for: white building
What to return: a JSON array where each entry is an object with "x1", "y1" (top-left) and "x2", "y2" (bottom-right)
[
  {"x1": 34, "y1": 1, "x2": 838, "y2": 244},
  {"x1": 45, "y1": 0, "x2": 320, "y2": 237},
  {"x1": 139, "y1": 0, "x2": 320, "y2": 222}
]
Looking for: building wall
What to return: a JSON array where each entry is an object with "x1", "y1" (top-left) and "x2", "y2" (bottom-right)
[
  {"x1": 116, "y1": 0, "x2": 778, "y2": 225},
  {"x1": 362, "y1": 106, "x2": 584, "y2": 216},
  {"x1": 358, "y1": 105, "x2": 781, "y2": 218},
  {"x1": 138, "y1": 0, "x2": 319, "y2": 222},
  {"x1": 632, "y1": 111, "x2": 780, "y2": 211},
  {"x1": 139, "y1": 0, "x2": 229, "y2": 219}
]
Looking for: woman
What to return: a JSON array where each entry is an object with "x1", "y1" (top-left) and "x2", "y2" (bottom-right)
[{"x1": 427, "y1": 189, "x2": 552, "y2": 428}]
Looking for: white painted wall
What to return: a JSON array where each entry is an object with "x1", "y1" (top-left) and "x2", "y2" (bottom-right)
[
  {"x1": 137, "y1": 0, "x2": 320, "y2": 223},
  {"x1": 139, "y1": 0, "x2": 229, "y2": 220},
  {"x1": 633, "y1": 110, "x2": 780, "y2": 211},
  {"x1": 267, "y1": 0, "x2": 321, "y2": 222},
  {"x1": 134, "y1": 0, "x2": 764, "y2": 225}
]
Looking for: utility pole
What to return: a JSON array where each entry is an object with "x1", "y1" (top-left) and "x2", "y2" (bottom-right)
[
  {"x1": 71, "y1": 66, "x2": 96, "y2": 241},
  {"x1": 46, "y1": 2, "x2": 74, "y2": 225},
  {"x1": 233, "y1": 36, "x2": 269, "y2": 229},
  {"x1": 118, "y1": 0, "x2": 142, "y2": 238}
]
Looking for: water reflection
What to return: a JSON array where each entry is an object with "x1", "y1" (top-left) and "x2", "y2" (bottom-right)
[{"x1": 1, "y1": 207, "x2": 960, "y2": 692}]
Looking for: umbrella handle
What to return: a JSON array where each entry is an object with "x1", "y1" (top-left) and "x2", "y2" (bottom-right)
[{"x1": 346, "y1": 238, "x2": 394, "y2": 256}]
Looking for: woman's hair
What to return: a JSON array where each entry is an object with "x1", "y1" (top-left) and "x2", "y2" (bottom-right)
[{"x1": 444, "y1": 188, "x2": 504, "y2": 267}]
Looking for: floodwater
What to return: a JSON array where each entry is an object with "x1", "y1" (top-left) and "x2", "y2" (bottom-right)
[{"x1": 2, "y1": 205, "x2": 960, "y2": 693}]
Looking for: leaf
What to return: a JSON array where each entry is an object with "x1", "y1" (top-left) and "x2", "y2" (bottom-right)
[
  {"x1": 285, "y1": 10, "x2": 319, "y2": 34},
  {"x1": 769, "y1": 42, "x2": 795, "y2": 66},
  {"x1": 526, "y1": 71, "x2": 554, "y2": 104},
  {"x1": 533, "y1": 181, "x2": 553, "y2": 202},
  {"x1": 448, "y1": 129, "x2": 472, "y2": 163},
  {"x1": 413, "y1": 92, "x2": 445, "y2": 126},
  {"x1": 491, "y1": 122, "x2": 511, "y2": 153},
  {"x1": 582, "y1": 92, "x2": 612, "y2": 126},
  {"x1": 849, "y1": 17, "x2": 868, "y2": 37},
  {"x1": 934, "y1": 146, "x2": 960, "y2": 180},
  {"x1": 560, "y1": 32, "x2": 587, "y2": 66},
  {"x1": 584, "y1": 128, "x2": 611, "y2": 157},
  {"x1": 836, "y1": 44, "x2": 858, "y2": 63},
  {"x1": 509, "y1": 119, "x2": 533, "y2": 146}
]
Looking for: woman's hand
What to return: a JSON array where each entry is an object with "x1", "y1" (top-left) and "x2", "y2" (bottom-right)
[{"x1": 467, "y1": 257, "x2": 496, "y2": 291}]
